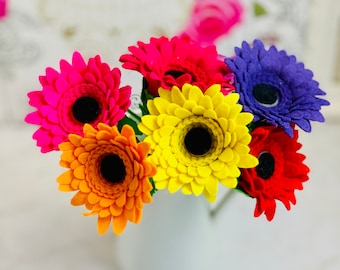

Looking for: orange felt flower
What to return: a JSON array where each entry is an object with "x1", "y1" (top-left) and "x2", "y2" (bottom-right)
[{"x1": 57, "y1": 123, "x2": 156, "y2": 235}]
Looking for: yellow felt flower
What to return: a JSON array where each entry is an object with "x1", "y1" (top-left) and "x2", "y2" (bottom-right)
[
  {"x1": 57, "y1": 123, "x2": 156, "y2": 235},
  {"x1": 138, "y1": 83, "x2": 258, "y2": 202}
]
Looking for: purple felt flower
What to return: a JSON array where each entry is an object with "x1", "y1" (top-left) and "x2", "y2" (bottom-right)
[{"x1": 225, "y1": 39, "x2": 330, "y2": 137}]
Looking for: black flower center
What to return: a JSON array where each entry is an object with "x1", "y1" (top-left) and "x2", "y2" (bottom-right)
[
  {"x1": 164, "y1": 70, "x2": 186, "y2": 79},
  {"x1": 100, "y1": 154, "x2": 126, "y2": 184},
  {"x1": 184, "y1": 126, "x2": 212, "y2": 156},
  {"x1": 72, "y1": 96, "x2": 100, "y2": 123},
  {"x1": 256, "y1": 152, "x2": 275, "y2": 179},
  {"x1": 252, "y1": 83, "x2": 279, "y2": 107}
]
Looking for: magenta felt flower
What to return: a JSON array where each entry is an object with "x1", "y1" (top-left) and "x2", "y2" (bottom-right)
[
  {"x1": 179, "y1": 0, "x2": 243, "y2": 46},
  {"x1": 25, "y1": 51, "x2": 131, "y2": 153},
  {"x1": 119, "y1": 36, "x2": 234, "y2": 96},
  {"x1": 0, "y1": 0, "x2": 6, "y2": 19}
]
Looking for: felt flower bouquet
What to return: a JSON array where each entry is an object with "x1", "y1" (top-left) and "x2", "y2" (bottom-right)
[{"x1": 25, "y1": 35, "x2": 329, "y2": 235}]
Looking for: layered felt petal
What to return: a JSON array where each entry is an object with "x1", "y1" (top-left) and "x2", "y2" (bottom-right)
[
  {"x1": 25, "y1": 51, "x2": 131, "y2": 152},
  {"x1": 57, "y1": 123, "x2": 156, "y2": 235}
]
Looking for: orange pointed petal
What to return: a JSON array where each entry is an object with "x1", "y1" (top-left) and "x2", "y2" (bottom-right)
[
  {"x1": 97, "y1": 215, "x2": 112, "y2": 235},
  {"x1": 112, "y1": 215, "x2": 128, "y2": 235}
]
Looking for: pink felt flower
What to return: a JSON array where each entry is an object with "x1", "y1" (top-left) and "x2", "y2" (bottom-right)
[
  {"x1": 120, "y1": 35, "x2": 235, "y2": 96},
  {"x1": 179, "y1": 0, "x2": 243, "y2": 46},
  {"x1": 25, "y1": 51, "x2": 131, "y2": 153},
  {"x1": 0, "y1": 0, "x2": 7, "y2": 19}
]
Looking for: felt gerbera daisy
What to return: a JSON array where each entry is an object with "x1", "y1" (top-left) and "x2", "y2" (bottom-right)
[
  {"x1": 119, "y1": 36, "x2": 234, "y2": 96},
  {"x1": 138, "y1": 83, "x2": 258, "y2": 202},
  {"x1": 57, "y1": 123, "x2": 156, "y2": 235},
  {"x1": 225, "y1": 39, "x2": 330, "y2": 137},
  {"x1": 25, "y1": 51, "x2": 131, "y2": 153},
  {"x1": 237, "y1": 125, "x2": 310, "y2": 221}
]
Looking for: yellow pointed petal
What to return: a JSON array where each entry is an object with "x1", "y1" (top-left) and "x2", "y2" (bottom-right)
[
  {"x1": 215, "y1": 103, "x2": 230, "y2": 118},
  {"x1": 154, "y1": 97, "x2": 170, "y2": 114},
  {"x1": 192, "y1": 105, "x2": 205, "y2": 115},
  {"x1": 205, "y1": 177, "x2": 218, "y2": 195},
  {"x1": 195, "y1": 177, "x2": 208, "y2": 185},
  {"x1": 191, "y1": 180, "x2": 204, "y2": 196},
  {"x1": 153, "y1": 167, "x2": 170, "y2": 181},
  {"x1": 233, "y1": 143, "x2": 250, "y2": 156},
  {"x1": 197, "y1": 165, "x2": 212, "y2": 178},
  {"x1": 188, "y1": 85, "x2": 204, "y2": 102},
  {"x1": 164, "y1": 115, "x2": 181, "y2": 126},
  {"x1": 174, "y1": 107, "x2": 193, "y2": 119},
  {"x1": 204, "y1": 84, "x2": 221, "y2": 98},
  {"x1": 187, "y1": 166, "x2": 198, "y2": 177},
  {"x1": 229, "y1": 104, "x2": 242, "y2": 119},
  {"x1": 140, "y1": 115, "x2": 158, "y2": 131},
  {"x1": 217, "y1": 117, "x2": 228, "y2": 132},
  {"x1": 203, "y1": 190, "x2": 216, "y2": 203},
  {"x1": 209, "y1": 160, "x2": 225, "y2": 172},
  {"x1": 168, "y1": 178, "x2": 182, "y2": 193},
  {"x1": 177, "y1": 163, "x2": 187, "y2": 174},
  {"x1": 220, "y1": 177, "x2": 238, "y2": 188},
  {"x1": 155, "y1": 180, "x2": 168, "y2": 190},
  {"x1": 159, "y1": 125, "x2": 175, "y2": 137},
  {"x1": 171, "y1": 87, "x2": 186, "y2": 106},
  {"x1": 158, "y1": 87, "x2": 172, "y2": 101},
  {"x1": 238, "y1": 154, "x2": 259, "y2": 168},
  {"x1": 147, "y1": 99, "x2": 159, "y2": 115},
  {"x1": 181, "y1": 83, "x2": 192, "y2": 98},
  {"x1": 181, "y1": 183, "x2": 193, "y2": 195},
  {"x1": 218, "y1": 147, "x2": 234, "y2": 163},
  {"x1": 166, "y1": 104, "x2": 179, "y2": 118},
  {"x1": 203, "y1": 109, "x2": 217, "y2": 119},
  {"x1": 183, "y1": 100, "x2": 197, "y2": 111},
  {"x1": 179, "y1": 173, "x2": 193, "y2": 183},
  {"x1": 225, "y1": 92, "x2": 239, "y2": 105},
  {"x1": 167, "y1": 167, "x2": 179, "y2": 178},
  {"x1": 236, "y1": 112, "x2": 254, "y2": 125},
  {"x1": 199, "y1": 95, "x2": 213, "y2": 109}
]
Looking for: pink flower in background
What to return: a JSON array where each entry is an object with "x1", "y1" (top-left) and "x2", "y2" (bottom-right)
[
  {"x1": 0, "y1": 0, "x2": 7, "y2": 19},
  {"x1": 179, "y1": 0, "x2": 243, "y2": 46}
]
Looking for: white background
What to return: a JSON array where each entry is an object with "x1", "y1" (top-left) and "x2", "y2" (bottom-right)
[{"x1": 0, "y1": 0, "x2": 339, "y2": 269}]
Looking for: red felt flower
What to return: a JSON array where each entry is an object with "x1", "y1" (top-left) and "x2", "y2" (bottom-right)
[
  {"x1": 238, "y1": 125, "x2": 309, "y2": 221},
  {"x1": 119, "y1": 36, "x2": 234, "y2": 96}
]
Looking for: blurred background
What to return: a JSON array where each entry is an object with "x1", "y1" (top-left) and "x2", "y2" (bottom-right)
[{"x1": 0, "y1": 0, "x2": 339, "y2": 269}]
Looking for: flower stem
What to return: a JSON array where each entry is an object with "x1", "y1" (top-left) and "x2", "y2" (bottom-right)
[
  {"x1": 210, "y1": 190, "x2": 235, "y2": 218},
  {"x1": 127, "y1": 109, "x2": 142, "y2": 122}
]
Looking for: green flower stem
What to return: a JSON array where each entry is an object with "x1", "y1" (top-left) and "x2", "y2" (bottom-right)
[
  {"x1": 210, "y1": 190, "x2": 236, "y2": 218},
  {"x1": 127, "y1": 109, "x2": 142, "y2": 122}
]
